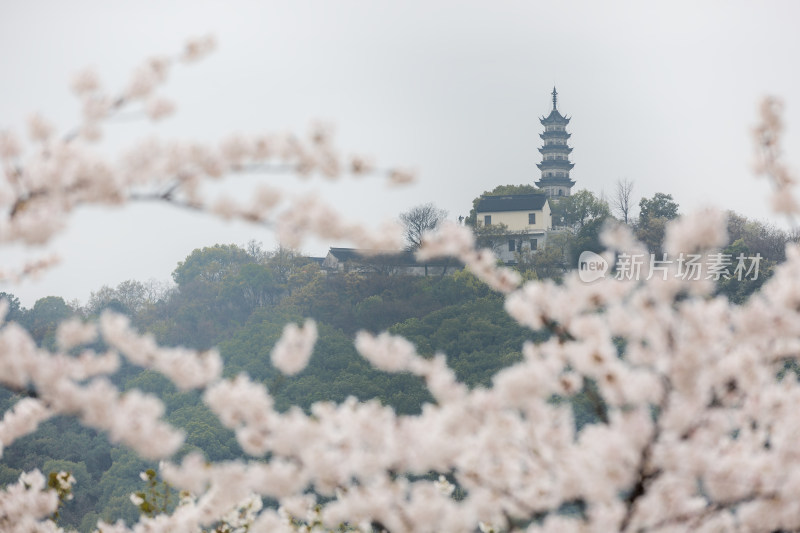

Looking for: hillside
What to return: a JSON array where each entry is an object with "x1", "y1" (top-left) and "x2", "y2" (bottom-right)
[{"x1": 0, "y1": 244, "x2": 545, "y2": 530}]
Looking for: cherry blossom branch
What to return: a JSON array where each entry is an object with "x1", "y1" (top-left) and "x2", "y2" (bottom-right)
[
  {"x1": 619, "y1": 376, "x2": 671, "y2": 532},
  {"x1": 754, "y1": 96, "x2": 798, "y2": 226}
]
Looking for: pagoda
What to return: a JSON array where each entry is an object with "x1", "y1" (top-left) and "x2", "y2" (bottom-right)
[{"x1": 536, "y1": 87, "x2": 575, "y2": 197}]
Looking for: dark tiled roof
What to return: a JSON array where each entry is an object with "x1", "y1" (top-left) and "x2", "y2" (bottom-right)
[
  {"x1": 539, "y1": 109, "x2": 571, "y2": 125},
  {"x1": 327, "y1": 248, "x2": 460, "y2": 267},
  {"x1": 475, "y1": 193, "x2": 548, "y2": 213}
]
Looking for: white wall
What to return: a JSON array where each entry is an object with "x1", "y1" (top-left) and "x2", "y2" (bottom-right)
[{"x1": 480, "y1": 202, "x2": 552, "y2": 231}]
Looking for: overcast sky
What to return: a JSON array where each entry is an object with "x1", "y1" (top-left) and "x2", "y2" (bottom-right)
[{"x1": 2, "y1": 0, "x2": 799, "y2": 307}]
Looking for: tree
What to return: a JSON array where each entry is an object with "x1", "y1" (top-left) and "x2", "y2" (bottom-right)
[
  {"x1": 399, "y1": 203, "x2": 447, "y2": 250},
  {"x1": 548, "y1": 189, "x2": 611, "y2": 262},
  {"x1": 7, "y1": 38, "x2": 800, "y2": 533},
  {"x1": 550, "y1": 189, "x2": 611, "y2": 229},
  {"x1": 714, "y1": 237, "x2": 773, "y2": 303},
  {"x1": 636, "y1": 192, "x2": 680, "y2": 253},
  {"x1": 638, "y1": 192, "x2": 679, "y2": 223},
  {"x1": 528, "y1": 232, "x2": 572, "y2": 280},
  {"x1": 86, "y1": 280, "x2": 151, "y2": 317},
  {"x1": 244, "y1": 239, "x2": 269, "y2": 263},
  {"x1": 726, "y1": 211, "x2": 794, "y2": 263},
  {"x1": 221, "y1": 262, "x2": 279, "y2": 309},
  {"x1": 25, "y1": 296, "x2": 74, "y2": 349},
  {"x1": 171, "y1": 244, "x2": 254, "y2": 286},
  {"x1": 612, "y1": 178, "x2": 635, "y2": 223},
  {"x1": 0, "y1": 292, "x2": 24, "y2": 323},
  {"x1": 265, "y1": 245, "x2": 306, "y2": 289}
]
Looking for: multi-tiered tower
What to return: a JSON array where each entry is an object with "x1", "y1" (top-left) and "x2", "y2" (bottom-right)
[{"x1": 536, "y1": 88, "x2": 575, "y2": 197}]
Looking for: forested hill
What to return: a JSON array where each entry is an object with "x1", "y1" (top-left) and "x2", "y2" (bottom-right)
[
  {"x1": 0, "y1": 217, "x2": 787, "y2": 530},
  {"x1": 0, "y1": 244, "x2": 545, "y2": 531}
]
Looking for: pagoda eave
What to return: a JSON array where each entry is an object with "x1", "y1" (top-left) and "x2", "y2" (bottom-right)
[
  {"x1": 538, "y1": 146, "x2": 573, "y2": 154},
  {"x1": 536, "y1": 161, "x2": 575, "y2": 170},
  {"x1": 535, "y1": 177, "x2": 576, "y2": 188},
  {"x1": 539, "y1": 112, "x2": 571, "y2": 126},
  {"x1": 539, "y1": 132, "x2": 571, "y2": 140}
]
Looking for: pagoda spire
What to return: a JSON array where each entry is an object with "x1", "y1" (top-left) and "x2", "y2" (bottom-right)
[{"x1": 536, "y1": 88, "x2": 575, "y2": 197}]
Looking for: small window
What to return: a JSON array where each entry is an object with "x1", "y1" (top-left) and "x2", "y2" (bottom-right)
[
  {"x1": 530, "y1": 239, "x2": 538, "y2": 250},
  {"x1": 528, "y1": 213, "x2": 536, "y2": 224},
  {"x1": 508, "y1": 239, "x2": 516, "y2": 252},
  {"x1": 484, "y1": 215, "x2": 491, "y2": 226},
  {"x1": 558, "y1": 190, "x2": 564, "y2": 196}
]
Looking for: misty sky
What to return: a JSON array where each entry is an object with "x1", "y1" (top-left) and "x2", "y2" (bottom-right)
[{"x1": 2, "y1": 0, "x2": 799, "y2": 306}]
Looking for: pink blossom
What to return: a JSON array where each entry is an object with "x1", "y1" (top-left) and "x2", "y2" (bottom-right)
[
  {"x1": 271, "y1": 320, "x2": 317, "y2": 376},
  {"x1": 145, "y1": 97, "x2": 176, "y2": 121},
  {"x1": 70, "y1": 68, "x2": 101, "y2": 97},
  {"x1": 0, "y1": 131, "x2": 22, "y2": 159},
  {"x1": 26, "y1": 114, "x2": 55, "y2": 143}
]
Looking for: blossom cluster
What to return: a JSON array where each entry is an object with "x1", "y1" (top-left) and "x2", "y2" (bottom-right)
[
  {"x1": 100, "y1": 312, "x2": 222, "y2": 390},
  {"x1": 0, "y1": 37, "x2": 408, "y2": 269},
  {"x1": 418, "y1": 222, "x2": 521, "y2": 293},
  {"x1": 0, "y1": 469, "x2": 70, "y2": 533},
  {"x1": 753, "y1": 97, "x2": 798, "y2": 218},
  {"x1": 3, "y1": 40, "x2": 800, "y2": 533},
  {"x1": 270, "y1": 320, "x2": 319, "y2": 376}
]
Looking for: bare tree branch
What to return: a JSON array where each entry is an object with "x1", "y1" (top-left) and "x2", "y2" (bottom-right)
[
  {"x1": 612, "y1": 178, "x2": 635, "y2": 224},
  {"x1": 399, "y1": 202, "x2": 447, "y2": 250}
]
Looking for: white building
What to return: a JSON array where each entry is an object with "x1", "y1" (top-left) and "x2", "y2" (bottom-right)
[{"x1": 475, "y1": 193, "x2": 552, "y2": 263}]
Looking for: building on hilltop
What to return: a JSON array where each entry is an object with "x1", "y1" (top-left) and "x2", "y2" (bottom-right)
[
  {"x1": 474, "y1": 193, "x2": 552, "y2": 263},
  {"x1": 323, "y1": 89, "x2": 574, "y2": 272},
  {"x1": 466, "y1": 88, "x2": 576, "y2": 264},
  {"x1": 322, "y1": 248, "x2": 461, "y2": 276},
  {"x1": 535, "y1": 87, "x2": 575, "y2": 197}
]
